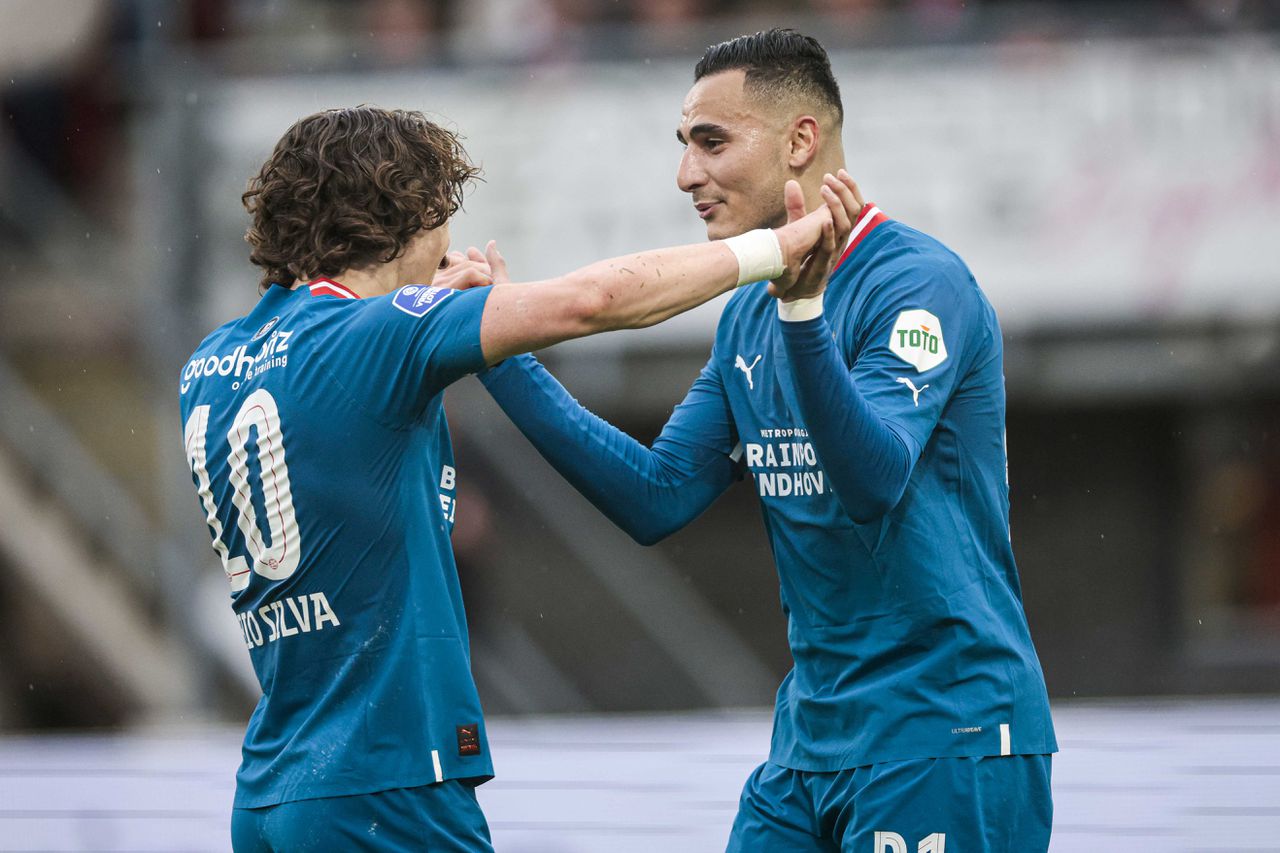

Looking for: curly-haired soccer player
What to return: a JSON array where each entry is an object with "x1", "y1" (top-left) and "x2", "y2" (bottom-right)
[{"x1": 178, "y1": 105, "x2": 857, "y2": 851}]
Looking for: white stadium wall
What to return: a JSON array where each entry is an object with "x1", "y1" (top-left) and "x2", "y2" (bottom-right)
[{"x1": 190, "y1": 35, "x2": 1280, "y2": 346}]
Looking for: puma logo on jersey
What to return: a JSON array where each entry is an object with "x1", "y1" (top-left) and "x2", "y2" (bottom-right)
[
  {"x1": 735, "y1": 354, "x2": 763, "y2": 390},
  {"x1": 896, "y1": 376, "x2": 929, "y2": 406}
]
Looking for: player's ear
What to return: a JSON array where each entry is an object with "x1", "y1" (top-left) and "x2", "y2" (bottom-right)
[{"x1": 787, "y1": 116, "x2": 820, "y2": 170}]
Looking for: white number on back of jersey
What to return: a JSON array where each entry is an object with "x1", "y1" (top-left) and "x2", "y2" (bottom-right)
[
  {"x1": 184, "y1": 389, "x2": 301, "y2": 592},
  {"x1": 874, "y1": 832, "x2": 946, "y2": 853}
]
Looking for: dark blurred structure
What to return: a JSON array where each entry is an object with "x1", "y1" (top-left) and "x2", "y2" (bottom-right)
[{"x1": 1, "y1": 0, "x2": 1278, "y2": 729}]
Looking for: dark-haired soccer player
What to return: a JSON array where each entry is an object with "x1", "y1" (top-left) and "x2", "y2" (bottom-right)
[
  {"x1": 178, "y1": 105, "x2": 856, "y2": 852},
  {"x1": 477, "y1": 30, "x2": 1057, "y2": 851}
]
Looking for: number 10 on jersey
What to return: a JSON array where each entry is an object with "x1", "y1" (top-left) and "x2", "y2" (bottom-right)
[{"x1": 184, "y1": 389, "x2": 302, "y2": 592}]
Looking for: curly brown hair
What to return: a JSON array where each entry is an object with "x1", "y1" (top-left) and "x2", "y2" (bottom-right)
[{"x1": 242, "y1": 106, "x2": 481, "y2": 291}]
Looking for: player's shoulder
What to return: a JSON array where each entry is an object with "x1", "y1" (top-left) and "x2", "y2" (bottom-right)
[
  {"x1": 342, "y1": 283, "x2": 485, "y2": 332},
  {"x1": 179, "y1": 286, "x2": 310, "y2": 400},
  {"x1": 850, "y1": 219, "x2": 986, "y2": 316},
  {"x1": 868, "y1": 221, "x2": 973, "y2": 286},
  {"x1": 187, "y1": 318, "x2": 237, "y2": 361}
]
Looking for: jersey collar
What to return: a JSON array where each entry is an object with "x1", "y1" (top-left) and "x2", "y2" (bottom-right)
[
  {"x1": 307, "y1": 278, "x2": 361, "y2": 300},
  {"x1": 834, "y1": 202, "x2": 888, "y2": 271}
]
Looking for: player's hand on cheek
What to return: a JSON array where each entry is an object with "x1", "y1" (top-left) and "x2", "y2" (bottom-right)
[
  {"x1": 434, "y1": 248, "x2": 495, "y2": 290},
  {"x1": 828, "y1": 169, "x2": 864, "y2": 227}
]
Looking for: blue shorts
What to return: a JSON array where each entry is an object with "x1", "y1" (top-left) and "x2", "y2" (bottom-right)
[
  {"x1": 727, "y1": 754, "x2": 1052, "y2": 852},
  {"x1": 231, "y1": 780, "x2": 493, "y2": 852}
]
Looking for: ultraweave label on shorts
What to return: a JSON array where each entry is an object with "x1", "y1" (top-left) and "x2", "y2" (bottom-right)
[{"x1": 457, "y1": 723, "x2": 481, "y2": 756}]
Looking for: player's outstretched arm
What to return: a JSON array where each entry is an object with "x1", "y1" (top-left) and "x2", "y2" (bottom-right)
[
  {"x1": 472, "y1": 178, "x2": 850, "y2": 543},
  {"x1": 477, "y1": 178, "x2": 850, "y2": 365},
  {"x1": 480, "y1": 350, "x2": 737, "y2": 545}
]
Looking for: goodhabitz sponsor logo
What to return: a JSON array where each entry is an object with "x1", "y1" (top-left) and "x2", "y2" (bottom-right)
[
  {"x1": 180, "y1": 329, "x2": 292, "y2": 393},
  {"x1": 393, "y1": 285, "x2": 452, "y2": 318}
]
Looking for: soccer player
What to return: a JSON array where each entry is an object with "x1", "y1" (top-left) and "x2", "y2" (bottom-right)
[
  {"x1": 476, "y1": 30, "x2": 1058, "y2": 850},
  {"x1": 178, "y1": 105, "x2": 856, "y2": 852}
]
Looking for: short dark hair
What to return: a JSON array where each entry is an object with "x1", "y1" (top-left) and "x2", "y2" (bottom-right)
[
  {"x1": 242, "y1": 106, "x2": 480, "y2": 292},
  {"x1": 694, "y1": 29, "x2": 843, "y2": 125}
]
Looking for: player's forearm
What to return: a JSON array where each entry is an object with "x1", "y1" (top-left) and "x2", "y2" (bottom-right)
[
  {"x1": 480, "y1": 230, "x2": 786, "y2": 364},
  {"x1": 479, "y1": 354, "x2": 731, "y2": 544},
  {"x1": 557, "y1": 242, "x2": 740, "y2": 333},
  {"x1": 777, "y1": 312, "x2": 913, "y2": 523}
]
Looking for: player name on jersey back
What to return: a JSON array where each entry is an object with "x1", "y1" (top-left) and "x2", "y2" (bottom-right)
[{"x1": 236, "y1": 591, "x2": 342, "y2": 649}]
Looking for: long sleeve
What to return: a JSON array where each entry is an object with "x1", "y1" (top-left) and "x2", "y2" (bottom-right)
[
  {"x1": 775, "y1": 265, "x2": 984, "y2": 524},
  {"x1": 776, "y1": 315, "x2": 914, "y2": 523},
  {"x1": 477, "y1": 352, "x2": 739, "y2": 545}
]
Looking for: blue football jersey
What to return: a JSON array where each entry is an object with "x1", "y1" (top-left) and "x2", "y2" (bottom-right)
[
  {"x1": 475, "y1": 204, "x2": 1058, "y2": 773},
  {"x1": 716, "y1": 208, "x2": 1057, "y2": 769},
  {"x1": 178, "y1": 278, "x2": 494, "y2": 808}
]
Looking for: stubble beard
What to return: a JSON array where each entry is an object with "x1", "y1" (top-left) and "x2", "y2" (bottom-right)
[{"x1": 705, "y1": 199, "x2": 789, "y2": 241}]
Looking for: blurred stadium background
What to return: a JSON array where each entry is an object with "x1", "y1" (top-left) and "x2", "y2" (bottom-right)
[{"x1": 1, "y1": 0, "x2": 1279, "y2": 850}]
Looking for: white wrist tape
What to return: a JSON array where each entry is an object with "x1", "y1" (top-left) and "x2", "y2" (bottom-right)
[
  {"x1": 777, "y1": 293, "x2": 824, "y2": 322},
  {"x1": 724, "y1": 229, "x2": 785, "y2": 286}
]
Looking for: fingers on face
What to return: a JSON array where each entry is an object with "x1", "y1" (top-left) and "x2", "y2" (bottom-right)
[
  {"x1": 485, "y1": 240, "x2": 508, "y2": 278},
  {"x1": 460, "y1": 268, "x2": 492, "y2": 288},
  {"x1": 836, "y1": 169, "x2": 864, "y2": 208},
  {"x1": 820, "y1": 184, "x2": 847, "y2": 237},
  {"x1": 437, "y1": 263, "x2": 493, "y2": 289},
  {"x1": 784, "y1": 179, "x2": 806, "y2": 222},
  {"x1": 822, "y1": 176, "x2": 854, "y2": 236}
]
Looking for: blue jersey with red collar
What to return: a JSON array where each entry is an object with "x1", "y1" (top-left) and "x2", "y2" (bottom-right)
[
  {"x1": 179, "y1": 279, "x2": 493, "y2": 808},
  {"x1": 721, "y1": 208, "x2": 1056, "y2": 769},
  {"x1": 479, "y1": 204, "x2": 1056, "y2": 770}
]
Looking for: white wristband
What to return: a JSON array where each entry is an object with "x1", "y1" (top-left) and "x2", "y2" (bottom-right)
[
  {"x1": 777, "y1": 293, "x2": 824, "y2": 322},
  {"x1": 723, "y1": 229, "x2": 784, "y2": 286}
]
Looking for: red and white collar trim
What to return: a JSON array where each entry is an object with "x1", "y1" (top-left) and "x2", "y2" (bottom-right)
[
  {"x1": 835, "y1": 203, "x2": 888, "y2": 270},
  {"x1": 307, "y1": 278, "x2": 361, "y2": 300}
]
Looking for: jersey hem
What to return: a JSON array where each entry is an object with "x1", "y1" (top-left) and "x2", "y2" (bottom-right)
[
  {"x1": 232, "y1": 770, "x2": 496, "y2": 810},
  {"x1": 767, "y1": 740, "x2": 1059, "y2": 773}
]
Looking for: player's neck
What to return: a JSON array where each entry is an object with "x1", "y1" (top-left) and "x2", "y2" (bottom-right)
[
  {"x1": 799, "y1": 155, "x2": 847, "y2": 214},
  {"x1": 321, "y1": 263, "x2": 406, "y2": 300}
]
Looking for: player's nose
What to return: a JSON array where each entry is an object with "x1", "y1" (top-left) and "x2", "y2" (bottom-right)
[{"x1": 676, "y1": 148, "x2": 706, "y2": 193}]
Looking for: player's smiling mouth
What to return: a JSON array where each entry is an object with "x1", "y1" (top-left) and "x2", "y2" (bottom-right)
[{"x1": 694, "y1": 201, "x2": 721, "y2": 219}]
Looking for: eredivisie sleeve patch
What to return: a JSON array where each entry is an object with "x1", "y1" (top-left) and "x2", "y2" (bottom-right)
[
  {"x1": 393, "y1": 285, "x2": 453, "y2": 318},
  {"x1": 888, "y1": 308, "x2": 947, "y2": 372}
]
